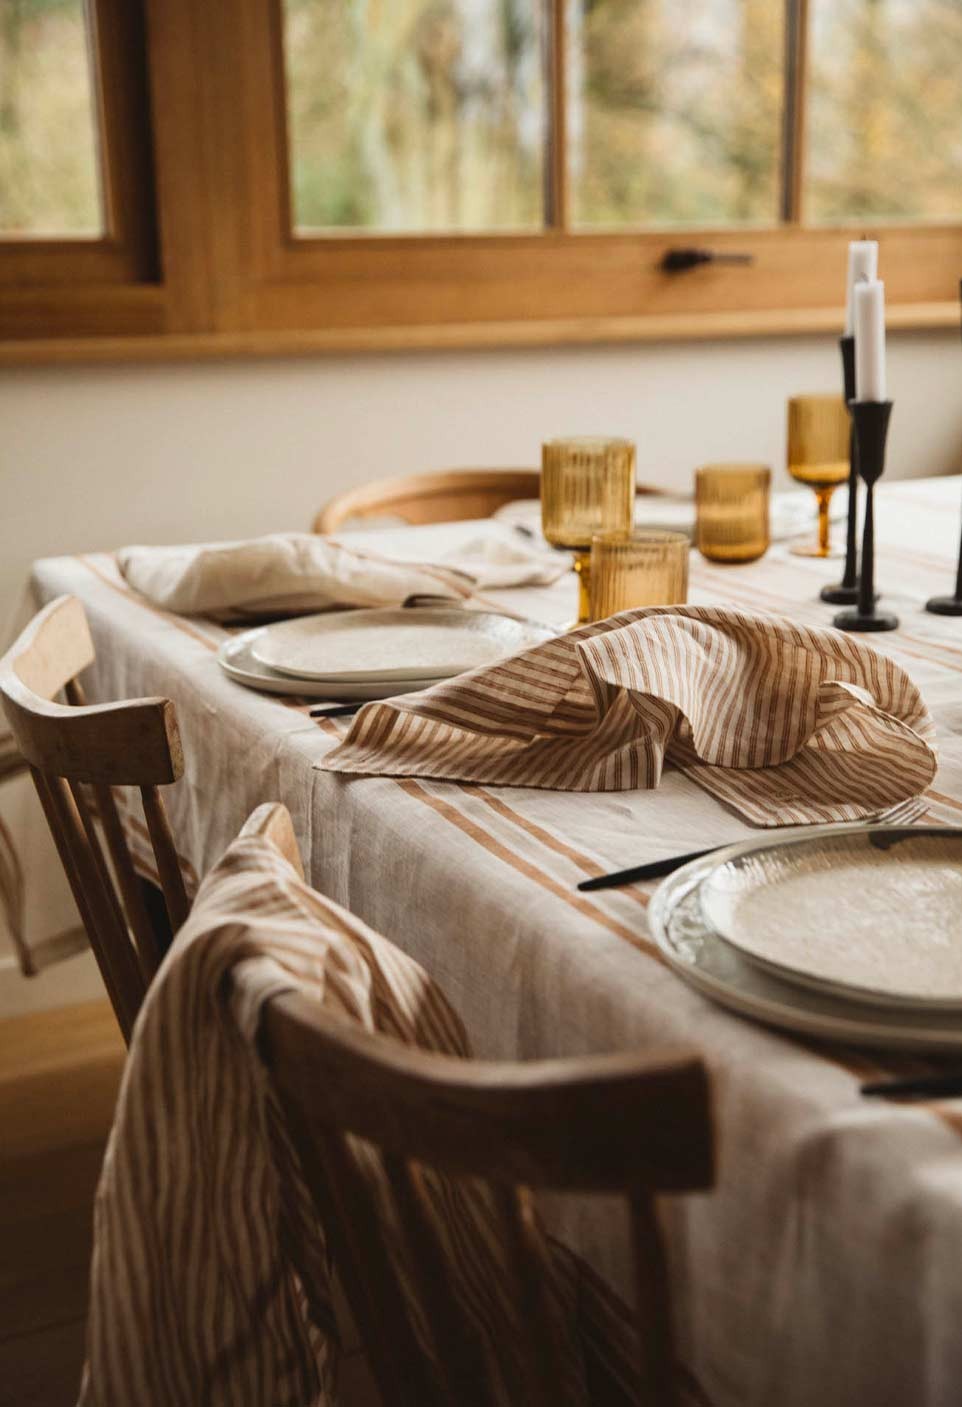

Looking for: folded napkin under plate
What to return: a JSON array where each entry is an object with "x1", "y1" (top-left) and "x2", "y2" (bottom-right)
[
  {"x1": 322, "y1": 606, "x2": 937, "y2": 827},
  {"x1": 117, "y1": 523, "x2": 566, "y2": 620}
]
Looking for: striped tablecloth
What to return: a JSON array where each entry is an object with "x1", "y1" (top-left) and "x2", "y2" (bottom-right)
[{"x1": 28, "y1": 475, "x2": 962, "y2": 1407}]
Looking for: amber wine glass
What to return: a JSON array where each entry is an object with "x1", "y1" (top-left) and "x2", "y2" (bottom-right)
[
  {"x1": 787, "y1": 394, "x2": 850, "y2": 558},
  {"x1": 541, "y1": 437, "x2": 635, "y2": 624}
]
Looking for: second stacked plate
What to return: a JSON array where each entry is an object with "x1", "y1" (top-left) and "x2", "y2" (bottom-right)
[
  {"x1": 219, "y1": 607, "x2": 554, "y2": 700},
  {"x1": 649, "y1": 825, "x2": 962, "y2": 1052}
]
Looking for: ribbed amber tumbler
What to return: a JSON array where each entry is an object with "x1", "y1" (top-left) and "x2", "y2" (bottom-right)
[
  {"x1": 695, "y1": 465, "x2": 771, "y2": 564},
  {"x1": 541, "y1": 437, "x2": 635, "y2": 623},
  {"x1": 589, "y1": 530, "x2": 689, "y2": 620}
]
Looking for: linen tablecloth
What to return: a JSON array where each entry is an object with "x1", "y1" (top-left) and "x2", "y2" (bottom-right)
[{"x1": 24, "y1": 479, "x2": 962, "y2": 1407}]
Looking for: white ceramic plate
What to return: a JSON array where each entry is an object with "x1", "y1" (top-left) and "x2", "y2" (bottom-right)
[
  {"x1": 218, "y1": 629, "x2": 440, "y2": 700},
  {"x1": 648, "y1": 827, "x2": 962, "y2": 1052},
  {"x1": 250, "y1": 608, "x2": 553, "y2": 683},
  {"x1": 698, "y1": 828, "x2": 962, "y2": 1008}
]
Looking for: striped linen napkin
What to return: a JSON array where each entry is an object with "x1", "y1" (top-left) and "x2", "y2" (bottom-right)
[
  {"x1": 322, "y1": 606, "x2": 938, "y2": 827},
  {"x1": 81, "y1": 807, "x2": 631, "y2": 1406},
  {"x1": 116, "y1": 526, "x2": 565, "y2": 621}
]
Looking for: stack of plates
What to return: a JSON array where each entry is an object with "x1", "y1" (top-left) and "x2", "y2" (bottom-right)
[
  {"x1": 218, "y1": 607, "x2": 554, "y2": 701},
  {"x1": 649, "y1": 825, "x2": 962, "y2": 1052}
]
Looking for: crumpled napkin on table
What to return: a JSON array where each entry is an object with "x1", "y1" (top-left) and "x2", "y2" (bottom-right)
[{"x1": 321, "y1": 604, "x2": 937, "y2": 827}]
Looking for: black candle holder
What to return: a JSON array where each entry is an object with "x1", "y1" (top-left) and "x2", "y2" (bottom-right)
[
  {"x1": 833, "y1": 400, "x2": 898, "y2": 633},
  {"x1": 925, "y1": 506, "x2": 962, "y2": 615},
  {"x1": 820, "y1": 335, "x2": 861, "y2": 605}
]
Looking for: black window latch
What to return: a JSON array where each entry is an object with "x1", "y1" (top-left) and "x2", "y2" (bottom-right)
[{"x1": 660, "y1": 247, "x2": 755, "y2": 273}]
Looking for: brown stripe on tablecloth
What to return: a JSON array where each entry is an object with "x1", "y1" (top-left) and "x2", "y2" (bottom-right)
[
  {"x1": 80, "y1": 553, "x2": 224, "y2": 650},
  {"x1": 925, "y1": 789, "x2": 962, "y2": 817},
  {"x1": 396, "y1": 779, "x2": 657, "y2": 956},
  {"x1": 470, "y1": 785, "x2": 650, "y2": 911}
]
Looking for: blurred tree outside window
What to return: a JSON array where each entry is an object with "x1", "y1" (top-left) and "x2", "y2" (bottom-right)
[
  {"x1": 807, "y1": 0, "x2": 962, "y2": 222},
  {"x1": 0, "y1": 0, "x2": 104, "y2": 237}
]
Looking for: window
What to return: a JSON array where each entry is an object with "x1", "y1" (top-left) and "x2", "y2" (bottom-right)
[
  {"x1": 0, "y1": 0, "x2": 104, "y2": 237},
  {"x1": 2, "y1": 0, "x2": 961, "y2": 359},
  {"x1": 0, "y1": 0, "x2": 157, "y2": 341}
]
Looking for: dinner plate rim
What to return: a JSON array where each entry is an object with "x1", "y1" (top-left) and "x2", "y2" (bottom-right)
[
  {"x1": 648, "y1": 823, "x2": 962, "y2": 1053},
  {"x1": 217, "y1": 629, "x2": 440, "y2": 699},
  {"x1": 696, "y1": 824, "x2": 962, "y2": 1010},
  {"x1": 249, "y1": 607, "x2": 553, "y2": 683}
]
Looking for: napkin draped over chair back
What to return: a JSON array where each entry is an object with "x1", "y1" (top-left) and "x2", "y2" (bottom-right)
[
  {"x1": 80, "y1": 804, "x2": 713, "y2": 1407},
  {"x1": 322, "y1": 606, "x2": 938, "y2": 827}
]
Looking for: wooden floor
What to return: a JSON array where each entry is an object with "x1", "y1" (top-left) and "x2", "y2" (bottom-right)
[
  {"x1": 0, "y1": 1001, "x2": 124, "y2": 1407},
  {"x1": 0, "y1": 998, "x2": 381, "y2": 1406}
]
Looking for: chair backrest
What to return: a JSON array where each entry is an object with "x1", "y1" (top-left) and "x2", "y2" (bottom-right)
[
  {"x1": 314, "y1": 469, "x2": 543, "y2": 535},
  {"x1": 0, "y1": 595, "x2": 189, "y2": 1041},
  {"x1": 257, "y1": 980, "x2": 714, "y2": 1407}
]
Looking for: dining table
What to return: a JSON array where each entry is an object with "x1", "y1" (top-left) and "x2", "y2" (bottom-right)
[{"x1": 24, "y1": 474, "x2": 962, "y2": 1407}]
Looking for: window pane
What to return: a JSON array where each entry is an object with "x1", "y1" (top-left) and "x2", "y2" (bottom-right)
[
  {"x1": 284, "y1": 0, "x2": 545, "y2": 234},
  {"x1": 569, "y1": 0, "x2": 784, "y2": 229},
  {"x1": 0, "y1": 0, "x2": 104, "y2": 236},
  {"x1": 807, "y1": 0, "x2": 962, "y2": 223}
]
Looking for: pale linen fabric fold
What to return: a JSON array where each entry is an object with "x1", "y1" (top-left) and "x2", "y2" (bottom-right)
[
  {"x1": 323, "y1": 605, "x2": 938, "y2": 826},
  {"x1": 117, "y1": 527, "x2": 565, "y2": 620},
  {"x1": 80, "y1": 812, "x2": 635, "y2": 1407}
]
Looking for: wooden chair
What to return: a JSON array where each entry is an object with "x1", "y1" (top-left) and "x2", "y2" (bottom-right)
[
  {"x1": 247, "y1": 810, "x2": 714, "y2": 1407},
  {"x1": 314, "y1": 468, "x2": 543, "y2": 535},
  {"x1": 0, "y1": 595, "x2": 190, "y2": 1043}
]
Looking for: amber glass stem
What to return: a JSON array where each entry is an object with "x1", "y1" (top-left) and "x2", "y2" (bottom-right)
[
  {"x1": 573, "y1": 550, "x2": 591, "y2": 625},
  {"x1": 815, "y1": 488, "x2": 834, "y2": 554}
]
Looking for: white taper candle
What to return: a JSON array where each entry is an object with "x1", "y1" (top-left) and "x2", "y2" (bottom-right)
[
  {"x1": 854, "y1": 279, "x2": 886, "y2": 402},
  {"x1": 845, "y1": 240, "x2": 878, "y2": 335}
]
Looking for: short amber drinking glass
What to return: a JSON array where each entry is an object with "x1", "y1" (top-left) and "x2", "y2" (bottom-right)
[
  {"x1": 542, "y1": 437, "x2": 636, "y2": 624},
  {"x1": 786, "y1": 394, "x2": 850, "y2": 558},
  {"x1": 589, "y1": 530, "x2": 689, "y2": 620},
  {"x1": 695, "y1": 465, "x2": 771, "y2": 564}
]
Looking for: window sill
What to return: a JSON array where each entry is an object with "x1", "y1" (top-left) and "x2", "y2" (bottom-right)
[{"x1": 0, "y1": 301, "x2": 956, "y2": 367}]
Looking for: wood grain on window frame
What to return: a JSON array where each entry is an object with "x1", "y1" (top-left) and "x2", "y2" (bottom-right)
[{"x1": 2, "y1": 0, "x2": 962, "y2": 362}]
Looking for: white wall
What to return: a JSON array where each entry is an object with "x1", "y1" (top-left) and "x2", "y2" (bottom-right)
[
  {"x1": 0, "y1": 329, "x2": 960, "y2": 1011},
  {"x1": 2, "y1": 329, "x2": 960, "y2": 630}
]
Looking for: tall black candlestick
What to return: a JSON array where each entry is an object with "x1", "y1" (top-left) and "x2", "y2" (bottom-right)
[
  {"x1": 834, "y1": 400, "x2": 898, "y2": 633},
  {"x1": 820, "y1": 335, "x2": 861, "y2": 605},
  {"x1": 924, "y1": 279, "x2": 962, "y2": 617}
]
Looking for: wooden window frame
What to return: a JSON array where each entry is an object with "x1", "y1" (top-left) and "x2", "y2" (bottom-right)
[
  {"x1": 2, "y1": 0, "x2": 961, "y2": 363},
  {"x1": 0, "y1": 0, "x2": 161, "y2": 340}
]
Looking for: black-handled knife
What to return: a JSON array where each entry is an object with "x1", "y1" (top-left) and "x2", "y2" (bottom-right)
[
  {"x1": 578, "y1": 847, "x2": 718, "y2": 891},
  {"x1": 861, "y1": 1071, "x2": 962, "y2": 1101}
]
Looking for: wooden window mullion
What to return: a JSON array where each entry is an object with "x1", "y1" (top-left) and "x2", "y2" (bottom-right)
[
  {"x1": 780, "y1": 0, "x2": 810, "y2": 225},
  {"x1": 544, "y1": 0, "x2": 568, "y2": 232}
]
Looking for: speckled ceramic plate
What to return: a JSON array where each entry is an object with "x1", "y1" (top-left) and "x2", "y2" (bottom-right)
[
  {"x1": 648, "y1": 826, "x2": 962, "y2": 1052},
  {"x1": 250, "y1": 608, "x2": 553, "y2": 683},
  {"x1": 698, "y1": 828, "x2": 962, "y2": 1009},
  {"x1": 218, "y1": 628, "x2": 440, "y2": 700}
]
